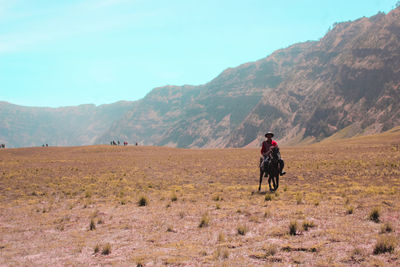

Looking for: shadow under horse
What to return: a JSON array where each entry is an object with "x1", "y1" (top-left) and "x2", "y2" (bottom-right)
[{"x1": 259, "y1": 147, "x2": 281, "y2": 192}]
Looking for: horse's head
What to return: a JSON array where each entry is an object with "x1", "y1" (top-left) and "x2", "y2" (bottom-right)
[{"x1": 270, "y1": 147, "x2": 280, "y2": 162}]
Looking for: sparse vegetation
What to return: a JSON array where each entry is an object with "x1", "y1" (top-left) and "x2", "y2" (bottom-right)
[
  {"x1": 237, "y1": 225, "x2": 248, "y2": 235},
  {"x1": 89, "y1": 218, "x2": 96, "y2": 231},
  {"x1": 373, "y1": 236, "x2": 397, "y2": 254},
  {"x1": 101, "y1": 243, "x2": 111, "y2": 255},
  {"x1": 171, "y1": 193, "x2": 178, "y2": 202},
  {"x1": 296, "y1": 193, "x2": 303, "y2": 204},
  {"x1": 218, "y1": 232, "x2": 225, "y2": 242},
  {"x1": 346, "y1": 205, "x2": 354, "y2": 215},
  {"x1": 214, "y1": 247, "x2": 229, "y2": 259},
  {"x1": 199, "y1": 214, "x2": 209, "y2": 228},
  {"x1": 289, "y1": 221, "x2": 298, "y2": 235},
  {"x1": 265, "y1": 193, "x2": 273, "y2": 201},
  {"x1": 380, "y1": 222, "x2": 393, "y2": 233},
  {"x1": 263, "y1": 244, "x2": 277, "y2": 256},
  {"x1": 1, "y1": 129, "x2": 400, "y2": 265},
  {"x1": 94, "y1": 244, "x2": 100, "y2": 254},
  {"x1": 212, "y1": 195, "x2": 222, "y2": 201},
  {"x1": 369, "y1": 207, "x2": 380, "y2": 223},
  {"x1": 302, "y1": 220, "x2": 315, "y2": 231},
  {"x1": 138, "y1": 196, "x2": 148, "y2": 207}
]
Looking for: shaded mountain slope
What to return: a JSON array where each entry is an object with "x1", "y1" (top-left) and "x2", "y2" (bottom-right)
[{"x1": 0, "y1": 101, "x2": 135, "y2": 147}]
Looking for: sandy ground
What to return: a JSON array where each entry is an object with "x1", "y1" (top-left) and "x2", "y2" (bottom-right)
[{"x1": 0, "y1": 129, "x2": 400, "y2": 266}]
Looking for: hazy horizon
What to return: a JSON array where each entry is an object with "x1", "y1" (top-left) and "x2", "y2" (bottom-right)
[{"x1": 0, "y1": 0, "x2": 397, "y2": 108}]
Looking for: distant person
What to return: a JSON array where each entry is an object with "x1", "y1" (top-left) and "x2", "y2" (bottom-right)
[
  {"x1": 118, "y1": 140, "x2": 120, "y2": 145},
  {"x1": 261, "y1": 132, "x2": 285, "y2": 176},
  {"x1": 135, "y1": 142, "x2": 138, "y2": 146},
  {"x1": 46, "y1": 144, "x2": 48, "y2": 147}
]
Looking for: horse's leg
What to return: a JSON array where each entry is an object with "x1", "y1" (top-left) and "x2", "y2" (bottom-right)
[
  {"x1": 271, "y1": 170, "x2": 278, "y2": 191},
  {"x1": 275, "y1": 174, "x2": 279, "y2": 191},
  {"x1": 259, "y1": 158, "x2": 264, "y2": 191},
  {"x1": 271, "y1": 172, "x2": 277, "y2": 192},
  {"x1": 268, "y1": 174, "x2": 273, "y2": 192}
]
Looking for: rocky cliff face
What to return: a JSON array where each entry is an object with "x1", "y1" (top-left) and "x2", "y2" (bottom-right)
[
  {"x1": 100, "y1": 9, "x2": 400, "y2": 148},
  {"x1": 2, "y1": 9, "x2": 400, "y2": 148},
  {"x1": 227, "y1": 9, "x2": 400, "y2": 147}
]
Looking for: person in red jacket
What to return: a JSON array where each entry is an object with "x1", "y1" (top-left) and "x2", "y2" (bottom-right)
[{"x1": 260, "y1": 132, "x2": 285, "y2": 175}]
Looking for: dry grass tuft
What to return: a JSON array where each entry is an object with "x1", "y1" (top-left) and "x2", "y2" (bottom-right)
[
  {"x1": 380, "y1": 222, "x2": 393, "y2": 233},
  {"x1": 101, "y1": 243, "x2": 111, "y2": 255},
  {"x1": 265, "y1": 193, "x2": 273, "y2": 201},
  {"x1": 296, "y1": 193, "x2": 303, "y2": 205},
  {"x1": 237, "y1": 225, "x2": 248, "y2": 235},
  {"x1": 138, "y1": 196, "x2": 148, "y2": 207},
  {"x1": 373, "y1": 236, "x2": 397, "y2": 254},
  {"x1": 214, "y1": 247, "x2": 229, "y2": 259},
  {"x1": 212, "y1": 195, "x2": 222, "y2": 201},
  {"x1": 302, "y1": 220, "x2": 316, "y2": 231},
  {"x1": 289, "y1": 221, "x2": 298, "y2": 236},
  {"x1": 171, "y1": 193, "x2": 178, "y2": 202},
  {"x1": 218, "y1": 232, "x2": 225, "y2": 242},
  {"x1": 199, "y1": 214, "x2": 210, "y2": 228},
  {"x1": 89, "y1": 218, "x2": 96, "y2": 231},
  {"x1": 263, "y1": 244, "x2": 277, "y2": 256},
  {"x1": 94, "y1": 244, "x2": 100, "y2": 254},
  {"x1": 369, "y1": 207, "x2": 380, "y2": 223},
  {"x1": 346, "y1": 206, "x2": 354, "y2": 215}
]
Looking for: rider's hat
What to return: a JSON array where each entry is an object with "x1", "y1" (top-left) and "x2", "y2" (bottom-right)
[{"x1": 265, "y1": 132, "x2": 274, "y2": 137}]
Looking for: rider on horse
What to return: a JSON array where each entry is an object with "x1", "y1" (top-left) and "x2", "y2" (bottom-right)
[{"x1": 260, "y1": 132, "x2": 285, "y2": 176}]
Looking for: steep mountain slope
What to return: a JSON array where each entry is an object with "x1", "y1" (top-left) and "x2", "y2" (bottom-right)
[
  {"x1": 101, "y1": 8, "x2": 400, "y2": 148},
  {"x1": 2, "y1": 8, "x2": 400, "y2": 148},
  {"x1": 0, "y1": 101, "x2": 135, "y2": 147},
  {"x1": 228, "y1": 9, "x2": 400, "y2": 147}
]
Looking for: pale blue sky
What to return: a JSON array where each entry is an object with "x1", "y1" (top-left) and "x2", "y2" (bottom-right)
[{"x1": 0, "y1": 0, "x2": 397, "y2": 107}]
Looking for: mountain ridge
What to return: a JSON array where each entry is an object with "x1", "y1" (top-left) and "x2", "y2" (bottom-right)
[{"x1": 2, "y1": 8, "x2": 400, "y2": 148}]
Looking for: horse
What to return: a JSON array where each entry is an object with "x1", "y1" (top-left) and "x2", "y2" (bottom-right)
[{"x1": 259, "y1": 147, "x2": 280, "y2": 192}]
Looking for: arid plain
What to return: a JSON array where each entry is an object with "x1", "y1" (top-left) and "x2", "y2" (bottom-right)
[{"x1": 1, "y1": 128, "x2": 400, "y2": 266}]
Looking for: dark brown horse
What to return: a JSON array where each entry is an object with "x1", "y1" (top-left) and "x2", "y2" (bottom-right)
[{"x1": 259, "y1": 147, "x2": 280, "y2": 192}]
